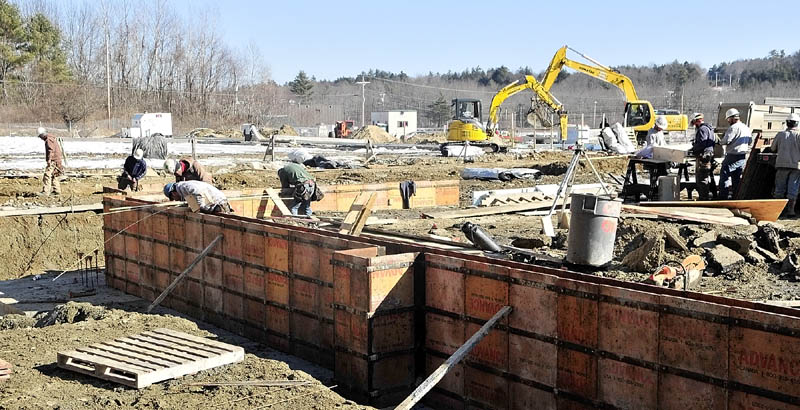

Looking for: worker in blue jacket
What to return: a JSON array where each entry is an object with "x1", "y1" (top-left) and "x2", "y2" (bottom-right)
[{"x1": 118, "y1": 149, "x2": 147, "y2": 191}]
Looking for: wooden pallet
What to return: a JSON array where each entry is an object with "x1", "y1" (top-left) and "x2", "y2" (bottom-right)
[
  {"x1": 57, "y1": 328, "x2": 244, "y2": 388},
  {"x1": 479, "y1": 192, "x2": 548, "y2": 207}
]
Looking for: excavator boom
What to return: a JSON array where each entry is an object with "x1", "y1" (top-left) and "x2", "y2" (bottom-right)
[{"x1": 486, "y1": 75, "x2": 568, "y2": 141}]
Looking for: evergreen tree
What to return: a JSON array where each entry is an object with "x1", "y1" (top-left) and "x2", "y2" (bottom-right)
[
  {"x1": 26, "y1": 13, "x2": 71, "y2": 83},
  {"x1": 427, "y1": 94, "x2": 451, "y2": 127},
  {"x1": 0, "y1": 0, "x2": 31, "y2": 88},
  {"x1": 289, "y1": 70, "x2": 314, "y2": 100}
]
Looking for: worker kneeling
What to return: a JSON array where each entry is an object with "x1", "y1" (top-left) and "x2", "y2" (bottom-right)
[
  {"x1": 118, "y1": 149, "x2": 147, "y2": 191},
  {"x1": 163, "y1": 181, "x2": 232, "y2": 214},
  {"x1": 278, "y1": 162, "x2": 323, "y2": 216}
]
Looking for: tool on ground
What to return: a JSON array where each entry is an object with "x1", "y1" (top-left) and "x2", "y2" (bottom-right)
[
  {"x1": 461, "y1": 222, "x2": 503, "y2": 252},
  {"x1": 393, "y1": 306, "x2": 512, "y2": 410},
  {"x1": 541, "y1": 144, "x2": 612, "y2": 236},
  {"x1": 647, "y1": 254, "x2": 705, "y2": 290}
]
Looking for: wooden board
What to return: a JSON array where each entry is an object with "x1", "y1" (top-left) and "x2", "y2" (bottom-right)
[
  {"x1": 0, "y1": 203, "x2": 103, "y2": 217},
  {"x1": 57, "y1": 328, "x2": 244, "y2": 388},
  {"x1": 338, "y1": 192, "x2": 377, "y2": 235},
  {"x1": 479, "y1": 192, "x2": 547, "y2": 207},
  {"x1": 265, "y1": 189, "x2": 292, "y2": 216},
  {"x1": 422, "y1": 200, "x2": 552, "y2": 219},
  {"x1": 622, "y1": 204, "x2": 750, "y2": 226},
  {"x1": 637, "y1": 199, "x2": 787, "y2": 222}
]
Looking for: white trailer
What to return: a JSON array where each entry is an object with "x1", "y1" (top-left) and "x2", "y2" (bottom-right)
[
  {"x1": 370, "y1": 110, "x2": 417, "y2": 138},
  {"x1": 127, "y1": 113, "x2": 173, "y2": 138}
]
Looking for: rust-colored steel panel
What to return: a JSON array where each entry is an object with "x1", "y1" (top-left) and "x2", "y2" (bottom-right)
[
  {"x1": 728, "y1": 391, "x2": 800, "y2": 410},
  {"x1": 291, "y1": 278, "x2": 319, "y2": 315},
  {"x1": 243, "y1": 230, "x2": 266, "y2": 266},
  {"x1": 151, "y1": 213, "x2": 169, "y2": 241},
  {"x1": 204, "y1": 286, "x2": 223, "y2": 313},
  {"x1": 320, "y1": 286, "x2": 334, "y2": 320},
  {"x1": 426, "y1": 354, "x2": 465, "y2": 396},
  {"x1": 318, "y1": 236, "x2": 341, "y2": 284},
  {"x1": 509, "y1": 268, "x2": 558, "y2": 337},
  {"x1": 426, "y1": 266, "x2": 465, "y2": 315},
  {"x1": 185, "y1": 251, "x2": 201, "y2": 280},
  {"x1": 124, "y1": 260, "x2": 139, "y2": 284},
  {"x1": 201, "y1": 214, "x2": 222, "y2": 253},
  {"x1": 466, "y1": 322, "x2": 508, "y2": 371},
  {"x1": 244, "y1": 298, "x2": 264, "y2": 326},
  {"x1": 266, "y1": 305, "x2": 289, "y2": 336},
  {"x1": 169, "y1": 247, "x2": 185, "y2": 274},
  {"x1": 556, "y1": 397, "x2": 595, "y2": 410},
  {"x1": 265, "y1": 230, "x2": 289, "y2": 272},
  {"x1": 509, "y1": 333, "x2": 556, "y2": 387},
  {"x1": 598, "y1": 286, "x2": 659, "y2": 363},
  {"x1": 138, "y1": 210, "x2": 152, "y2": 237},
  {"x1": 266, "y1": 273, "x2": 289, "y2": 305},
  {"x1": 426, "y1": 313, "x2": 465, "y2": 356},
  {"x1": 557, "y1": 347, "x2": 597, "y2": 400},
  {"x1": 367, "y1": 263, "x2": 415, "y2": 312},
  {"x1": 371, "y1": 311, "x2": 415, "y2": 354},
  {"x1": 556, "y1": 278, "x2": 599, "y2": 348},
  {"x1": 111, "y1": 231, "x2": 124, "y2": 256},
  {"x1": 372, "y1": 353, "x2": 415, "y2": 391},
  {"x1": 291, "y1": 312, "x2": 321, "y2": 347},
  {"x1": 123, "y1": 207, "x2": 139, "y2": 235},
  {"x1": 139, "y1": 266, "x2": 154, "y2": 289},
  {"x1": 223, "y1": 291, "x2": 243, "y2": 320},
  {"x1": 167, "y1": 212, "x2": 184, "y2": 243},
  {"x1": 598, "y1": 358, "x2": 657, "y2": 410},
  {"x1": 658, "y1": 295, "x2": 729, "y2": 380},
  {"x1": 465, "y1": 366, "x2": 509, "y2": 410},
  {"x1": 139, "y1": 237, "x2": 152, "y2": 265},
  {"x1": 242, "y1": 266, "x2": 263, "y2": 301},
  {"x1": 510, "y1": 382, "x2": 555, "y2": 410},
  {"x1": 333, "y1": 263, "x2": 353, "y2": 308},
  {"x1": 184, "y1": 213, "x2": 203, "y2": 251},
  {"x1": 222, "y1": 219, "x2": 243, "y2": 261},
  {"x1": 321, "y1": 322, "x2": 334, "y2": 352},
  {"x1": 185, "y1": 280, "x2": 203, "y2": 306},
  {"x1": 424, "y1": 391, "x2": 465, "y2": 410},
  {"x1": 334, "y1": 351, "x2": 369, "y2": 390},
  {"x1": 291, "y1": 233, "x2": 321, "y2": 279},
  {"x1": 223, "y1": 261, "x2": 244, "y2": 294},
  {"x1": 203, "y1": 255, "x2": 222, "y2": 287},
  {"x1": 729, "y1": 307, "x2": 800, "y2": 396},
  {"x1": 658, "y1": 373, "x2": 726, "y2": 410},
  {"x1": 124, "y1": 232, "x2": 139, "y2": 259}
]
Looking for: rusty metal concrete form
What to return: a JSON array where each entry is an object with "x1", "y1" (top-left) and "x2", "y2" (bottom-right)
[{"x1": 103, "y1": 194, "x2": 800, "y2": 409}]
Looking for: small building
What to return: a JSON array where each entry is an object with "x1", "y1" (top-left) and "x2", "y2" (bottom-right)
[{"x1": 370, "y1": 110, "x2": 417, "y2": 138}]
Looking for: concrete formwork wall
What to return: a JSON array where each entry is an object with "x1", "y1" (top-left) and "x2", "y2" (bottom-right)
[
  {"x1": 103, "y1": 195, "x2": 800, "y2": 409},
  {"x1": 422, "y1": 253, "x2": 800, "y2": 410}
]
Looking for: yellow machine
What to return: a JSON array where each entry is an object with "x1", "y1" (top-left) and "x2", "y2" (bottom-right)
[
  {"x1": 486, "y1": 75, "x2": 568, "y2": 140},
  {"x1": 541, "y1": 46, "x2": 688, "y2": 143},
  {"x1": 444, "y1": 98, "x2": 503, "y2": 152}
]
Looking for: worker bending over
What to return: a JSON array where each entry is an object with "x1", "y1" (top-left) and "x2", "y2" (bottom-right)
[
  {"x1": 718, "y1": 108, "x2": 752, "y2": 199},
  {"x1": 163, "y1": 181, "x2": 231, "y2": 214},
  {"x1": 689, "y1": 113, "x2": 716, "y2": 200},
  {"x1": 38, "y1": 127, "x2": 63, "y2": 196},
  {"x1": 164, "y1": 158, "x2": 212, "y2": 183},
  {"x1": 118, "y1": 149, "x2": 147, "y2": 191},
  {"x1": 278, "y1": 162, "x2": 320, "y2": 216},
  {"x1": 770, "y1": 113, "x2": 800, "y2": 217},
  {"x1": 635, "y1": 116, "x2": 667, "y2": 159}
]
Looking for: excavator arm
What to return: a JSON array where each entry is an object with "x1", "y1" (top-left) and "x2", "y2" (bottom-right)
[
  {"x1": 487, "y1": 75, "x2": 568, "y2": 140},
  {"x1": 542, "y1": 46, "x2": 640, "y2": 101}
]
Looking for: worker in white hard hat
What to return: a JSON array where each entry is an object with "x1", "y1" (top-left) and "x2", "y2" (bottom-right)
[
  {"x1": 118, "y1": 148, "x2": 148, "y2": 191},
  {"x1": 634, "y1": 116, "x2": 668, "y2": 159},
  {"x1": 689, "y1": 113, "x2": 716, "y2": 200},
  {"x1": 769, "y1": 113, "x2": 800, "y2": 216},
  {"x1": 37, "y1": 127, "x2": 63, "y2": 196},
  {"x1": 718, "y1": 108, "x2": 753, "y2": 199}
]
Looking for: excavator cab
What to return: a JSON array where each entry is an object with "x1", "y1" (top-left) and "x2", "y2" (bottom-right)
[
  {"x1": 446, "y1": 98, "x2": 489, "y2": 143},
  {"x1": 624, "y1": 101, "x2": 655, "y2": 143},
  {"x1": 453, "y1": 99, "x2": 482, "y2": 123}
]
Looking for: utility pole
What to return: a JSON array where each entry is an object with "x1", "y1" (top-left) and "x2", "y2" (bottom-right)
[
  {"x1": 356, "y1": 75, "x2": 370, "y2": 127},
  {"x1": 593, "y1": 101, "x2": 597, "y2": 126},
  {"x1": 105, "y1": 29, "x2": 112, "y2": 128}
]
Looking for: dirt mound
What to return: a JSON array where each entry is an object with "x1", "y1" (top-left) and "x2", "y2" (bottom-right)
[
  {"x1": 404, "y1": 132, "x2": 447, "y2": 144},
  {"x1": 0, "y1": 314, "x2": 36, "y2": 330},
  {"x1": 274, "y1": 124, "x2": 298, "y2": 136},
  {"x1": 351, "y1": 125, "x2": 396, "y2": 143},
  {"x1": 34, "y1": 302, "x2": 109, "y2": 327},
  {"x1": 186, "y1": 128, "x2": 242, "y2": 139}
]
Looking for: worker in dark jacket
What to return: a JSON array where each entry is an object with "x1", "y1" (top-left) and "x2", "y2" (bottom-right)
[
  {"x1": 689, "y1": 113, "x2": 716, "y2": 200},
  {"x1": 164, "y1": 158, "x2": 213, "y2": 183},
  {"x1": 118, "y1": 149, "x2": 147, "y2": 191},
  {"x1": 278, "y1": 163, "x2": 316, "y2": 216},
  {"x1": 38, "y1": 127, "x2": 63, "y2": 196}
]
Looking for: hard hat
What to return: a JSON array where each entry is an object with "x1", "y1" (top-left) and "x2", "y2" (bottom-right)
[
  {"x1": 787, "y1": 113, "x2": 800, "y2": 123},
  {"x1": 37, "y1": 127, "x2": 46, "y2": 136},
  {"x1": 655, "y1": 116, "x2": 668, "y2": 129},
  {"x1": 133, "y1": 148, "x2": 144, "y2": 160},
  {"x1": 164, "y1": 158, "x2": 176, "y2": 173},
  {"x1": 725, "y1": 108, "x2": 740, "y2": 119},
  {"x1": 691, "y1": 113, "x2": 704, "y2": 122},
  {"x1": 163, "y1": 182, "x2": 175, "y2": 198}
]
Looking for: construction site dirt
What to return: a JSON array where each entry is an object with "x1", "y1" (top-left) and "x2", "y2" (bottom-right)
[{"x1": 2, "y1": 150, "x2": 800, "y2": 409}]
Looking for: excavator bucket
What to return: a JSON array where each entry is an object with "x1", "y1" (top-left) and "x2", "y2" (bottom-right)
[{"x1": 526, "y1": 99, "x2": 555, "y2": 128}]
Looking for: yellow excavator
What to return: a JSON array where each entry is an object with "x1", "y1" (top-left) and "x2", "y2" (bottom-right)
[{"x1": 540, "y1": 46, "x2": 687, "y2": 143}]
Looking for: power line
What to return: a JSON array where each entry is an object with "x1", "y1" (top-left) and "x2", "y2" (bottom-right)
[{"x1": 368, "y1": 76, "x2": 496, "y2": 94}]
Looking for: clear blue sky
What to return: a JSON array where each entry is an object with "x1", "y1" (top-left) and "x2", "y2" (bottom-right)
[{"x1": 181, "y1": 0, "x2": 798, "y2": 84}]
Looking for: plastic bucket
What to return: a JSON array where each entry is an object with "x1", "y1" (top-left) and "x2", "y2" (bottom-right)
[{"x1": 566, "y1": 193, "x2": 622, "y2": 266}]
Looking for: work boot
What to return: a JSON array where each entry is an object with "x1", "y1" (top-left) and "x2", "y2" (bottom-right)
[
  {"x1": 36, "y1": 191, "x2": 50, "y2": 197},
  {"x1": 787, "y1": 199, "x2": 797, "y2": 217}
]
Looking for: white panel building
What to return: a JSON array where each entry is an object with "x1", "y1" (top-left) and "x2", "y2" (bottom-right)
[{"x1": 370, "y1": 110, "x2": 417, "y2": 138}]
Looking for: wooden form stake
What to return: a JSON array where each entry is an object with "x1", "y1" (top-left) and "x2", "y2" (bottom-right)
[
  {"x1": 338, "y1": 191, "x2": 377, "y2": 236},
  {"x1": 393, "y1": 305, "x2": 512, "y2": 410},
  {"x1": 146, "y1": 234, "x2": 223, "y2": 313},
  {"x1": 265, "y1": 189, "x2": 292, "y2": 216}
]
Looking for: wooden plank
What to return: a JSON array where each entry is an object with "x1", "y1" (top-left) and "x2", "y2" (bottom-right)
[
  {"x1": 637, "y1": 199, "x2": 787, "y2": 222},
  {"x1": 141, "y1": 330, "x2": 232, "y2": 354},
  {"x1": 480, "y1": 192, "x2": 546, "y2": 207},
  {"x1": 58, "y1": 329, "x2": 245, "y2": 388},
  {"x1": 642, "y1": 207, "x2": 735, "y2": 217},
  {"x1": 265, "y1": 189, "x2": 292, "y2": 216},
  {"x1": 0, "y1": 203, "x2": 103, "y2": 217},
  {"x1": 104, "y1": 341, "x2": 190, "y2": 365},
  {"x1": 338, "y1": 192, "x2": 377, "y2": 235},
  {"x1": 115, "y1": 337, "x2": 207, "y2": 361},
  {"x1": 394, "y1": 306, "x2": 513, "y2": 410},
  {"x1": 146, "y1": 234, "x2": 223, "y2": 313},
  {"x1": 125, "y1": 335, "x2": 217, "y2": 359},
  {"x1": 622, "y1": 205, "x2": 750, "y2": 226},
  {"x1": 422, "y1": 200, "x2": 552, "y2": 219}
]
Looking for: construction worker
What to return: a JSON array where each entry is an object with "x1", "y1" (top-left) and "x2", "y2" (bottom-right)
[
  {"x1": 164, "y1": 158, "x2": 212, "y2": 183},
  {"x1": 38, "y1": 127, "x2": 63, "y2": 196},
  {"x1": 634, "y1": 116, "x2": 667, "y2": 159},
  {"x1": 118, "y1": 149, "x2": 147, "y2": 191},
  {"x1": 770, "y1": 113, "x2": 800, "y2": 217},
  {"x1": 0, "y1": 358, "x2": 11, "y2": 383},
  {"x1": 689, "y1": 113, "x2": 716, "y2": 200},
  {"x1": 163, "y1": 181, "x2": 231, "y2": 214},
  {"x1": 278, "y1": 162, "x2": 317, "y2": 216},
  {"x1": 719, "y1": 108, "x2": 753, "y2": 199}
]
